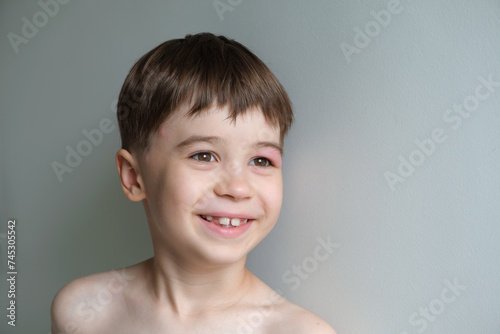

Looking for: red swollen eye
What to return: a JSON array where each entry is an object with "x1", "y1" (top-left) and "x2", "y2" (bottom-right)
[{"x1": 250, "y1": 157, "x2": 272, "y2": 167}]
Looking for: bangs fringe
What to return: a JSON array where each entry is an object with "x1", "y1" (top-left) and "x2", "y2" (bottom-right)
[{"x1": 117, "y1": 33, "x2": 293, "y2": 153}]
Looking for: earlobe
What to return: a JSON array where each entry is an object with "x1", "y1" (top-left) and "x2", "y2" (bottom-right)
[{"x1": 115, "y1": 149, "x2": 147, "y2": 201}]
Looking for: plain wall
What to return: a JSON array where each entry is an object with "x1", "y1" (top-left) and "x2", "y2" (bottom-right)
[{"x1": 1, "y1": 0, "x2": 499, "y2": 333}]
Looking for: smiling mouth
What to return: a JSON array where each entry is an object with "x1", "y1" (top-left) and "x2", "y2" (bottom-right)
[{"x1": 200, "y1": 215, "x2": 251, "y2": 228}]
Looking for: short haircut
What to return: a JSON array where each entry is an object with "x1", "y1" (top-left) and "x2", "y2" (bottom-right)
[{"x1": 117, "y1": 32, "x2": 293, "y2": 154}]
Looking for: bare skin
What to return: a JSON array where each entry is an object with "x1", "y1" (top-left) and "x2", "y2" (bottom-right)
[
  {"x1": 51, "y1": 259, "x2": 335, "y2": 333},
  {"x1": 51, "y1": 106, "x2": 336, "y2": 334}
]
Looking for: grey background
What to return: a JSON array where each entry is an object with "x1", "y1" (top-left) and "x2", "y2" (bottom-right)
[{"x1": 1, "y1": 0, "x2": 499, "y2": 333}]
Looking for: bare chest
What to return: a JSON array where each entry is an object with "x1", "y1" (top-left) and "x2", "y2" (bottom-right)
[{"x1": 96, "y1": 308, "x2": 284, "y2": 334}]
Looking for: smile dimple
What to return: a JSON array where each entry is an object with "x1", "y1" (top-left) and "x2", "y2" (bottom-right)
[{"x1": 200, "y1": 215, "x2": 249, "y2": 227}]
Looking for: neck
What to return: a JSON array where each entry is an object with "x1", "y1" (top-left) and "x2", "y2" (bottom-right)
[{"x1": 144, "y1": 253, "x2": 254, "y2": 318}]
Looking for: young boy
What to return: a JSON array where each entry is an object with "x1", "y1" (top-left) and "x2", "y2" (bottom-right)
[{"x1": 51, "y1": 32, "x2": 336, "y2": 334}]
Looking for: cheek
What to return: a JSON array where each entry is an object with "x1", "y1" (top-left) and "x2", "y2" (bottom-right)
[
  {"x1": 169, "y1": 169, "x2": 219, "y2": 210},
  {"x1": 259, "y1": 176, "x2": 283, "y2": 215},
  {"x1": 146, "y1": 164, "x2": 194, "y2": 214}
]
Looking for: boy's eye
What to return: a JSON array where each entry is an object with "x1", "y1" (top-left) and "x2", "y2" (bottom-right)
[
  {"x1": 191, "y1": 152, "x2": 216, "y2": 162},
  {"x1": 250, "y1": 157, "x2": 272, "y2": 167}
]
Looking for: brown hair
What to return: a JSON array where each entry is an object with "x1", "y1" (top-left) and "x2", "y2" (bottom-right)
[{"x1": 117, "y1": 32, "x2": 293, "y2": 153}]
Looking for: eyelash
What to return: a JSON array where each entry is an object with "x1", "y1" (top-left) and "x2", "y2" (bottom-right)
[
  {"x1": 190, "y1": 152, "x2": 273, "y2": 167},
  {"x1": 249, "y1": 157, "x2": 272, "y2": 167},
  {"x1": 190, "y1": 152, "x2": 217, "y2": 163}
]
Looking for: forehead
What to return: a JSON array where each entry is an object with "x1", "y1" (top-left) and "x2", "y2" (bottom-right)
[{"x1": 156, "y1": 105, "x2": 280, "y2": 143}]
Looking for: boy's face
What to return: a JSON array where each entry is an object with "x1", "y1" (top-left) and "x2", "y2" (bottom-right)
[{"x1": 135, "y1": 105, "x2": 283, "y2": 267}]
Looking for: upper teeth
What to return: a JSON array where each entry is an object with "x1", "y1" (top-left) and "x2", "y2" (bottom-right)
[
  {"x1": 202, "y1": 216, "x2": 248, "y2": 226},
  {"x1": 219, "y1": 217, "x2": 230, "y2": 225},
  {"x1": 220, "y1": 217, "x2": 241, "y2": 226}
]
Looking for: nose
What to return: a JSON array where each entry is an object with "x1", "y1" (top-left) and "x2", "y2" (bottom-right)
[{"x1": 213, "y1": 163, "x2": 253, "y2": 200}]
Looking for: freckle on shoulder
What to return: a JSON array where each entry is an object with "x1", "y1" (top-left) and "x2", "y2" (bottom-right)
[{"x1": 281, "y1": 302, "x2": 337, "y2": 334}]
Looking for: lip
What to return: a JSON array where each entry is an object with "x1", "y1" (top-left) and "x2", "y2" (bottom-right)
[
  {"x1": 198, "y1": 215, "x2": 253, "y2": 238},
  {"x1": 199, "y1": 212, "x2": 255, "y2": 220}
]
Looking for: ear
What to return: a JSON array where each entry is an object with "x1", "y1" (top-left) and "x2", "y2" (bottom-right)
[{"x1": 115, "y1": 149, "x2": 147, "y2": 201}]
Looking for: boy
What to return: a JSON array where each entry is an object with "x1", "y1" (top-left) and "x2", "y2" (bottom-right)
[{"x1": 51, "y1": 33, "x2": 336, "y2": 334}]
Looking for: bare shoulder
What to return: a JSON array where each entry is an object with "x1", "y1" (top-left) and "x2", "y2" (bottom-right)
[
  {"x1": 51, "y1": 262, "x2": 141, "y2": 334},
  {"x1": 248, "y1": 275, "x2": 336, "y2": 334},
  {"x1": 277, "y1": 299, "x2": 337, "y2": 334},
  {"x1": 289, "y1": 307, "x2": 337, "y2": 334}
]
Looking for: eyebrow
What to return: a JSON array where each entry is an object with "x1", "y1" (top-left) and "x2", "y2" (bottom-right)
[
  {"x1": 254, "y1": 141, "x2": 283, "y2": 155},
  {"x1": 174, "y1": 135, "x2": 283, "y2": 155},
  {"x1": 174, "y1": 136, "x2": 226, "y2": 151}
]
